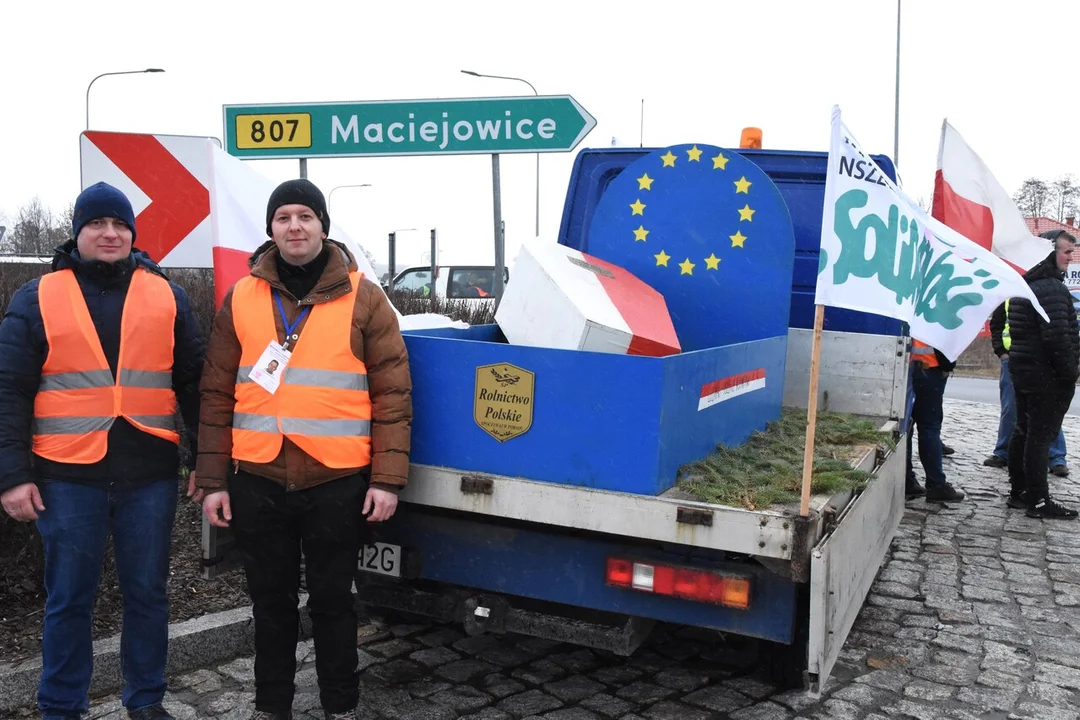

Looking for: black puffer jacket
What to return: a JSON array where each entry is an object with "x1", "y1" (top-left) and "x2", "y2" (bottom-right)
[{"x1": 1006, "y1": 251, "x2": 1080, "y2": 389}]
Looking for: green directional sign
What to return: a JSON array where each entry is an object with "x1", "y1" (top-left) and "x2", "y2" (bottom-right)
[{"x1": 223, "y1": 95, "x2": 596, "y2": 160}]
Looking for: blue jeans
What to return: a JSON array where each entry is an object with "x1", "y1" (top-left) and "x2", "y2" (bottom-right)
[
  {"x1": 993, "y1": 357, "x2": 1067, "y2": 466},
  {"x1": 35, "y1": 478, "x2": 177, "y2": 718},
  {"x1": 907, "y1": 365, "x2": 948, "y2": 488}
]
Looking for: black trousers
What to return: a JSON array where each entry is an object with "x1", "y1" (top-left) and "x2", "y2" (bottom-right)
[
  {"x1": 230, "y1": 470, "x2": 367, "y2": 714},
  {"x1": 1008, "y1": 383, "x2": 1074, "y2": 503}
]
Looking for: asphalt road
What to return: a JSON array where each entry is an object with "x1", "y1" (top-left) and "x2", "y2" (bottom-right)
[{"x1": 947, "y1": 374, "x2": 1080, "y2": 417}]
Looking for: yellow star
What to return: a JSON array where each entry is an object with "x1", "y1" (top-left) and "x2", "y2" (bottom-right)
[
  {"x1": 630, "y1": 199, "x2": 646, "y2": 216},
  {"x1": 730, "y1": 231, "x2": 747, "y2": 248},
  {"x1": 654, "y1": 249, "x2": 671, "y2": 267},
  {"x1": 660, "y1": 150, "x2": 677, "y2": 167},
  {"x1": 637, "y1": 173, "x2": 654, "y2": 191},
  {"x1": 704, "y1": 253, "x2": 721, "y2": 270},
  {"x1": 686, "y1": 145, "x2": 703, "y2": 162},
  {"x1": 633, "y1": 225, "x2": 649, "y2": 242},
  {"x1": 679, "y1": 258, "x2": 695, "y2": 275},
  {"x1": 712, "y1": 152, "x2": 729, "y2": 170},
  {"x1": 738, "y1": 204, "x2": 756, "y2": 222},
  {"x1": 734, "y1": 176, "x2": 752, "y2": 194}
]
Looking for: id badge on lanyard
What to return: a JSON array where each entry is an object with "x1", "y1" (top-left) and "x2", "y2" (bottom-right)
[{"x1": 248, "y1": 293, "x2": 310, "y2": 395}]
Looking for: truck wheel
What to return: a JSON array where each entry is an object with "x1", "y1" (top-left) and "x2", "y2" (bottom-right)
[
  {"x1": 757, "y1": 637, "x2": 807, "y2": 690},
  {"x1": 758, "y1": 583, "x2": 810, "y2": 690}
]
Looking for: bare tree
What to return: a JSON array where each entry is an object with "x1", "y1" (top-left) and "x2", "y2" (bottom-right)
[
  {"x1": 48, "y1": 202, "x2": 75, "y2": 248},
  {"x1": 1013, "y1": 178, "x2": 1052, "y2": 218},
  {"x1": 4, "y1": 197, "x2": 55, "y2": 255},
  {"x1": 1050, "y1": 174, "x2": 1079, "y2": 223}
]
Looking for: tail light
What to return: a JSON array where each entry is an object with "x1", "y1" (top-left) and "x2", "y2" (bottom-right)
[{"x1": 605, "y1": 557, "x2": 751, "y2": 609}]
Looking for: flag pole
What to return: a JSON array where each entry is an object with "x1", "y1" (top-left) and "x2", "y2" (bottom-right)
[{"x1": 799, "y1": 303, "x2": 826, "y2": 517}]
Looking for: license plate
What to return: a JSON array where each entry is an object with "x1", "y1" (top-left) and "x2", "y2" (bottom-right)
[{"x1": 358, "y1": 542, "x2": 402, "y2": 578}]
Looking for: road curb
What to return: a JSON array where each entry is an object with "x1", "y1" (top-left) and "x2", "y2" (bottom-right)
[{"x1": 0, "y1": 601, "x2": 317, "y2": 715}]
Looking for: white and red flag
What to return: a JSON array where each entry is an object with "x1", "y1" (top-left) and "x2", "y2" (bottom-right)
[
  {"x1": 932, "y1": 119, "x2": 1047, "y2": 272},
  {"x1": 204, "y1": 142, "x2": 462, "y2": 331}
]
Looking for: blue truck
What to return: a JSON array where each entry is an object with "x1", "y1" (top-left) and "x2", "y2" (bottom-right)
[{"x1": 204, "y1": 142, "x2": 909, "y2": 694}]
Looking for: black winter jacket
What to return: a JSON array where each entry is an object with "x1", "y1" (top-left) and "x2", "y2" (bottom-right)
[
  {"x1": 1006, "y1": 251, "x2": 1080, "y2": 389},
  {"x1": 0, "y1": 242, "x2": 205, "y2": 494},
  {"x1": 989, "y1": 302, "x2": 1008, "y2": 358}
]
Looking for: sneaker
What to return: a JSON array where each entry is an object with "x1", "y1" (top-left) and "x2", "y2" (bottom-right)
[
  {"x1": 1006, "y1": 491, "x2": 1027, "y2": 509},
  {"x1": 942, "y1": 444, "x2": 956, "y2": 456},
  {"x1": 324, "y1": 711, "x2": 358, "y2": 720},
  {"x1": 926, "y1": 483, "x2": 965, "y2": 503},
  {"x1": 983, "y1": 455, "x2": 1008, "y2": 468},
  {"x1": 128, "y1": 705, "x2": 175, "y2": 720},
  {"x1": 1051, "y1": 465, "x2": 1070, "y2": 478},
  {"x1": 1027, "y1": 497, "x2": 1079, "y2": 519},
  {"x1": 251, "y1": 711, "x2": 292, "y2": 720},
  {"x1": 905, "y1": 481, "x2": 926, "y2": 499}
]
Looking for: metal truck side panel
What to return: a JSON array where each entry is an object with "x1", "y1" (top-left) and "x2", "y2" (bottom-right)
[
  {"x1": 807, "y1": 443, "x2": 906, "y2": 694},
  {"x1": 785, "y1": 329, "x2": 908, "y2": 419}
]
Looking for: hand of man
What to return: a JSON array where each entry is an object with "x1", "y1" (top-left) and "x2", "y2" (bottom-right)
[
  {"x1": 202, "y1": 491, "x2": 232, "y2": 528},
  {"x1": 363, "y1": 487, "x2": 398, "y2": 522},
  {"x1": 186, "y1": 471, "x2": 205, "y2": 505},
  {"x1": 1, "y1": 483, "x2": 45, "y2": 523}
]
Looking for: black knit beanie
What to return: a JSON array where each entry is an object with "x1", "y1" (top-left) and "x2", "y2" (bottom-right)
[{"x1": 265, "y1": 179, "x2": 331, "y2": 236}]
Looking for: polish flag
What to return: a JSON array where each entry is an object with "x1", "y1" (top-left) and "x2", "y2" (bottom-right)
[
  {"x1": 932, "y1": 120, "x2": 1047, "y2": 272},
  {"x1": 205, "y1": 142, "x2": 376, "y2": 308},
  {"x1": 204, "y1": 142, "x2": 462, "y2": 331},
  {"x1": 698, "y1": 368, "x2": 766, "y2": 411},
  {"x1": 495, "y1": 237, "x2": 681, "y2": 356}
]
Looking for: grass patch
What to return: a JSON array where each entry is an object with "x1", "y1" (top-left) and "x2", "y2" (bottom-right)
[{"x1": 676, "y1": 407, "x2": 895, "y2": 510}]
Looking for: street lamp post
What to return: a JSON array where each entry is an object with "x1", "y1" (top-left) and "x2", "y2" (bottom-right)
[
  {"x1": 328, "y1": 183, "x2": 372, "y2": 214},
  {"x1": 461, "y1": 69, "x2": 540, "y2": 239},
  {"x1": 894, "y1": 0, "x2": 901, "y2": 168},
  {"x1": 86, "y1": 68, "x2": 165, "y2": 130},
  {"x1": 387, "y1": 228, "x2": 418, "y2": 284}
]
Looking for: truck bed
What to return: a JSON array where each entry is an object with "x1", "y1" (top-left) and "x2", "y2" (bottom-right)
[{"x1": 398, "y1": 422, "x2": 892, "y2": 564}]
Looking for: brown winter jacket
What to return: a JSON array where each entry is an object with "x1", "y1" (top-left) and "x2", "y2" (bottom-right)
[{"x1": 194, "y1": 239, "x2": 412, "y2": 493}]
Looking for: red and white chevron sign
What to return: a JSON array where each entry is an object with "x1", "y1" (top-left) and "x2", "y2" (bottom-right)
[{"x1": 79, "y1": 131, "x2": 217, "y2": 268}]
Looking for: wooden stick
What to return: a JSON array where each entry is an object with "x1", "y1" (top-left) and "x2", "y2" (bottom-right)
[{"x1": 799, "y1": 304, "x2": 826, "y2": 517}]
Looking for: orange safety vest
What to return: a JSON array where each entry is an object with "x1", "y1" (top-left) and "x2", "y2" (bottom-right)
[
  {"x1": 910, "y1": 339, "x2": 940, "y2": 368},
  {"x1": 33, "y1": 267, "x2": 179, "y2": 463},
  {"x1": 230, "y1": 272, "x2": 372, "y2": 469}
]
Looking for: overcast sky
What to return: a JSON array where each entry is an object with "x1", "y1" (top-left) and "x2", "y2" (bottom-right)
[{"x1": 2, "y1": 0, "x2": 1077, "y2": 267}]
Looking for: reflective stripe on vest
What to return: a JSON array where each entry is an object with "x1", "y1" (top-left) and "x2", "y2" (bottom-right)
[
  {"x1": 911, "y1": 339, "x2": 940, "y2": 369},
  {"x1": 230, "y1": 272, "x2": 372, "y2": 469},
  {"x1": 1002, "y1": 299, "x2": 1011, "y2": 351},
  {"x1": 33, "y1": 267, "x2": 179, "y2": 463}
]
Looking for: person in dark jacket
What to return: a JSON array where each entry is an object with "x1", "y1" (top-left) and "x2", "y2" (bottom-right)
[
  {"x1": 905, "y1": 340, "x2": 966, "y2": 502},
  {"x1": 0, "y1": 183, "x2": 205, "y2": 720},
  {"x1": 1005, "y1": 229, "x2": 1079, "y2": 519},
  {"x1": 983, "y1": 299, "x2": 1068, "y2": 474}
]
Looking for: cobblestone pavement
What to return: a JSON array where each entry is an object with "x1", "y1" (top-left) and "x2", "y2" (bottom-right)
[{"x1": 18, "y1": 399, "x2": 1080, "y2": 720}]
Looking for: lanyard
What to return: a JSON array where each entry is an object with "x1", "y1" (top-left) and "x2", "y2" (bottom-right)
[{"x1": 274, "y1": 292, "x2": 311, "y2": 350}]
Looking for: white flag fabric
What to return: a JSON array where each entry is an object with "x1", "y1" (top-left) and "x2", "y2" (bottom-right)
[
  {"x1": 205, "y1": 141, "x2": 465, "y2": 331},
  {"x1": 816, "y1": 106, "x2": 1045, "y2": 362}
]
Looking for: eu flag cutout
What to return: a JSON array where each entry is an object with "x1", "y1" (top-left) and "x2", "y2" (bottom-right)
[{"x1": 585, "y1": 144, "x2": 796, "y2": 351}]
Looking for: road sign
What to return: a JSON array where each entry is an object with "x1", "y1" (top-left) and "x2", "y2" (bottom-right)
[
  {"x1": 80, "y1": 132, "x2": 218, "y2": 267},
  {"x1": 223, "y1": 95, "x2": 596, "y2": 160}
]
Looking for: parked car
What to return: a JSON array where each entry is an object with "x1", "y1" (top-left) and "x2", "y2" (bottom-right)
[{"x1": 386, "y1": 265, "x2": 509, "y2": 300}]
